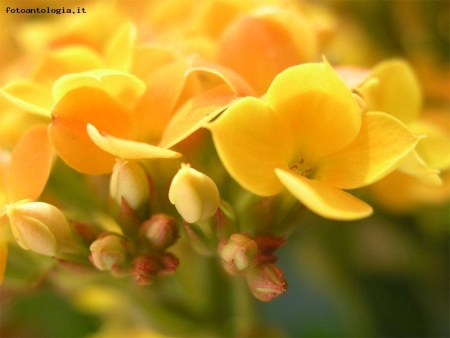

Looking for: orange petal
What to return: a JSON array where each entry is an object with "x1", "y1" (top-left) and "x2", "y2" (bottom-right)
[
  {"x1": 49, "y1": 116, "x2": 116, "y2": 175},
  {"x1": 209, "y1": 97, "x2": 292, "y2": 196},
  {"x1": 266, "y1": 61, "x2": 361, "y2": 160},
  {"x1": 316, "y1": 112, "x2": 421, "y2": 189},
  {"x1": 159, "y1": 84, "x2": 237, "y2": 149},
  {"x1": 275, "y1": 168, "x2": 373, "y2": 220},
  {"x1": 87, "y1": 124, "x2": 181, "y2": 159},
  {"x1": 131, "y1": 59, "x2": 190, "y2": 143},
  {"x1": 7, "y1": 125, "x2": 53, "y2": 201},
  {"x1": 217, "y1": 10, "x2": 315, "y2": 95},
  {"x1": 51, "y1": 87, "x2": 131, "y2": 138}
]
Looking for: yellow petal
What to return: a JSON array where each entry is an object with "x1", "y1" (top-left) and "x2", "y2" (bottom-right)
[
  {"x1": 266, "y1": 61, "x2": 361, "y2": 159},
  {"x1": 49, "y1": 116, "x2": 116, "y2": 175},
  {"x1": 409, "y1": 120, "x2": 450, "y2": 170},
  {"x1": 187, "y1": 57, "x2": 255, "y2": 97},
  {"x1": 33, "y1": 46, "x2": 104, "y2": 86},
  {"x1": 105, "y1": 21, "x2": 136, "y2": 72},
  {"x1": 1, "y1": 80, "x2": 53, "y2": 117},
  {"x1": 53, "y1": 69, "x2": 146, "y2": 111},
  {"x1": 209, "y1": 97, "x2": 292, "y2": 196},
  {"x1": 359, "y1": 59, "x2": 422, "y2": 124},
  {"x1": 159, "y1": 85, "x2": 237, "y2": 149},
  {"x1": 398, "y1": 150, "x2": 442, "y2": 186},
  {"x1": 0, "y1": 242, "x2": 6, "y2": 285},
  {"x1": 275, "y1": 168, "x2": 373, "y2": 220},
  {"x1": 316, "y1": 112, "x2": 420, "y2": 189},
  {"x1": 87, "y1": 124, "x2": 181, "y2": 159},
  {"x1": 7, "y1": 125, "x2": 53, "y2": 202}
]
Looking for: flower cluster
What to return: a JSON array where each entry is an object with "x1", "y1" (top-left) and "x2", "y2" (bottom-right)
[{"x1": 1, "y1": 0, "x2": 448, "y2": 336}]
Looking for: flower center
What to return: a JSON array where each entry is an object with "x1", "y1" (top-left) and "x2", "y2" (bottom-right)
[{"x1": 288, "y1": 157, "x2": 313, "y2": 178}]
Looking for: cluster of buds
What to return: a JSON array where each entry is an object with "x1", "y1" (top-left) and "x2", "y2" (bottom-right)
[
  {"x1": 218, "y1": 232, "x2": 287, "y2": 302},
  {"x1": 88, "y1": 213, "x2": 180, "y2": 285}
]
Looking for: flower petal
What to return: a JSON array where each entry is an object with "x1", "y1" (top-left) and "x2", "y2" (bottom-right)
[
  {"x1": 49, "y1": 116, "x2": 116, "y2": 175},
  {"x1": 358, "y1": 59, "x2": 422, "y2": 124},
  {"x1": 275, "y1": 168, "x2": 373, "y2": 220},
  {"x1": 51, "y1": 87, "x2": 132, "y2": 138},
  {"x1": 7, "y1": 125, "x2": 53, "y2": 202},
  {"x1": 159, "y1": 85, "x2": 237, "y2": 149},
  {"x1": 33, "y1": 46, "x2": 104, "y2": 86},
  {"x1": 209, "y1": 97, "x2": 292, "y2": 196},
  {"x1": 316, "y1": 112, "x2": 420, "y2": 189},
  {"x1": 1, "y1": 80, "x2": 53, "y2": 117},
  {"x1": 397, "y1": 150, "x2": 442, "y2": 186},
  {"x1": 217, "y1": 9, "x2": 316, "y2": 95},
  {"x1": 410, "y1": 120, "x2": 450, "y2": 171},
  {"x1": 53, "y1": 70, "x2": 146, "y2": 111},
  {"x1": 105, "y1": 22, "x2": 136, "y2": 72},
  {"x1": 87, "y1": 124, "x2": 181, "y2": 159},
  {"x1": 266, "y1": 61, "x2": 361, "y2": 159}
]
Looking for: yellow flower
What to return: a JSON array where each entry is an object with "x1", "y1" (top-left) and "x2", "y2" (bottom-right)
[
  {"x1": 356, "y1": 59, "x2": 450, "y2": 185},
  {"x1": 209, "y1": 61, "x2": 420, "y2": 220}
]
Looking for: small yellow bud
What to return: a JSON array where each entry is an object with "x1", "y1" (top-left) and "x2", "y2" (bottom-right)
[
  {"x1": 89, "y1": 233, "x2": 130, "y2": 276},
  {"x1": 110, "y1": 159, "x2": 149, "y2": 211},
  {"x1": 7, "y1": 202, "x2": 74, "y2": 256},
  {"x1": 168, "y1": 163, "x2": 219, "y2": 223}
]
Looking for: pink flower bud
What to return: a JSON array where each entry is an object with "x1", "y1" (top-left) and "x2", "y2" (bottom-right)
[
  {"x1": 7, "y1": 202, "x2": 75, "y2": 256},
  {"x1": 157, "y1": 252, "x2": 179, "y2": 276},
  {"x1": 89, "y1": 233, "x2": 130, "y2": 276},
  {"x1": 246, "y1": 264, "x2": 288, "y2": 302},
  {"x1": 169, "y1": 163, "x2": 219, "y2": 223},
  {"x1": 140, "y1": 214, "x2": 179, "y2": 251},
  {"x1": 131, "y1": 255, "x2": 160, "y2": 286},
  {"x1": 219, "y1": 233, "x2": 257, "y2": 273}
]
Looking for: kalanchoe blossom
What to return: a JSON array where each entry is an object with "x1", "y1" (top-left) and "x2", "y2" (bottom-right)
[{"x1": 209, "y1": 61, "x2": 420, "y2": 220}]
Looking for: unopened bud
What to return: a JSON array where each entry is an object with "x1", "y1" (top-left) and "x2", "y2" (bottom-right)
[
  {"x1": 7, "y1": 201, "x2": 75, "y2": 256},
  {"x1": 168, "y1": 163, "x2": 219, "y2": 223},
  {"x1": 219, "y1": 233, "x2": 257, "y2": 273},
  {"x1": 140, "y1": 214, "x2": 179, "y2": 251},
  {"x1": 131, "y1": 255, "x2": 160, "y2": 286},
  {"x1": 157, "y1": 252, "x2": 179, "y2": 276},
  {"x1": 89, "y1": 233, "x2": 130, "y2": 277},
  {"x1": 110, "y1": 159, "x2": 149, "y2": 212},
  {"x1": 246, "y1": 264, "x2": 287, "y2": 302}
]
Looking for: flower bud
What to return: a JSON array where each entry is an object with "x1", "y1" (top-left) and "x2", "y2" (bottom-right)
[
  {"x1": 168, "y1": 163, "x2": 219, "y2": 223},
  {"x1": 157, "y1": 252, "x2": 179, "y2": 277},
  {"x1": 246, "y1": 264, "x2": 288, "y2": 302},
  {"x1": 7, "y1": 201, "x2": 75, "y2": 256},
  {"x1": 219, "y1": 233, "x2": 257, "y2": 273},
  {"x1": 140, "y1": 214, "x2": 179, "y2": 251},
  {"x1": 131, "y1": 255, "x2": 160, "y2": 286},
  {"x1": 89, "y1": 233, "x2": 130, "y2": 277},
  {"x1": 110, "y1": 159, "x2": 149, "y2": 212}
]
